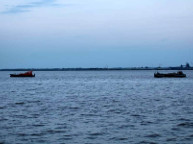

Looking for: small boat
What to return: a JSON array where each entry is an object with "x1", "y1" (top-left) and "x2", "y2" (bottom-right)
[
  {"x1": 10, "y1": 71, "x2": 35, "y2": 77},
  {"x1": 154, "y1": 71, "x2": 186, "y2": 78}
]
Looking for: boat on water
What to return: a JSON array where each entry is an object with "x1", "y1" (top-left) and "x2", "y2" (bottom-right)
[
  {"x1": 154, "y1": 71, "x2": 186, "y2": 78},
  {"x1": 10, "y1": 71, "x2": 35, "y2": 77}
]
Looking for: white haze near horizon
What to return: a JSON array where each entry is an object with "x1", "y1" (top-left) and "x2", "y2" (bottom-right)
[{"x1": 0, "y1": 0, "x2": 193, "y2": 68}]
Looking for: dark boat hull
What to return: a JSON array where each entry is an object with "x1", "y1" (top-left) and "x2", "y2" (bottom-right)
[
  {"x1": 154, "y1": 73, "x2": 186, "y2": 78},
  {"x1": 10, "y1": 74, "x2": 35, "y2": 77}
]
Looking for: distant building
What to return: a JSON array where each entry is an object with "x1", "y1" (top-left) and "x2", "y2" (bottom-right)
[{"x1": 186, "y1": 62, "x2": 190, "y2": 68}]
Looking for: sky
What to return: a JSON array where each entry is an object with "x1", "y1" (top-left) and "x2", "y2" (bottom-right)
[{"x1": 0, "y1": 0, "x2": 193, "y2": 68}]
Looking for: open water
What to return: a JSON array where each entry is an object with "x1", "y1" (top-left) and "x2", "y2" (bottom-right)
[{"x1": 0, "y1": 70, "x2": 193, "y2": 144}]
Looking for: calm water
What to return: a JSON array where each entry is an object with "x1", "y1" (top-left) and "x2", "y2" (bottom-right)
[{"x1": 0, "y1": 70, "x2": 193, "y2": 144}]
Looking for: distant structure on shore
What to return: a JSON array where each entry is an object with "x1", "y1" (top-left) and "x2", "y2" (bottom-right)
[
  {"x1": 167, "y1": 62, "x2": 192, "y2": 70},
  {"x1": 0, "y1": 63, "x2": 192, "y2": 71}
]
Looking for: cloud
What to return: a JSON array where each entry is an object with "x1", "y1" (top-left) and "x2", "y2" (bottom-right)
[{"x1": 1, "y1": 0, "x2": 57, "y2": 14}]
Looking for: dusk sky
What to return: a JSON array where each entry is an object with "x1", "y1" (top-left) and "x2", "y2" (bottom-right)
[{"x1": 0, "y1": 0, "x2": 193, "y2": 68}]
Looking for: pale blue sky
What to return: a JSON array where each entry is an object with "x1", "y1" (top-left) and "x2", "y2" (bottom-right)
[{"x1": 0, "y1": 0, "x2": 193, "y2": 68}]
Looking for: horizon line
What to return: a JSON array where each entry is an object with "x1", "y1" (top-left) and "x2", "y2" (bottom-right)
[{"x1": 0, "y1": 66, "x2": 193, "y2": 71}]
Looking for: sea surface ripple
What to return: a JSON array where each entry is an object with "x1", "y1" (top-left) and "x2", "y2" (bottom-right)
[{"x1": 0, "y1": 70, "x2": 193, "y2": 144}]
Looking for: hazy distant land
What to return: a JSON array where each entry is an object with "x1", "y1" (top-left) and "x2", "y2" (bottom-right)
[{"x1": 0, "y1": 65, "x2": 193, "y2": 71}]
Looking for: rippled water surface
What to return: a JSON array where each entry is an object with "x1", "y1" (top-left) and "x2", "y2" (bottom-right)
[{"x1": 0, "y1": 70, "x2": 193, "y2": 144}]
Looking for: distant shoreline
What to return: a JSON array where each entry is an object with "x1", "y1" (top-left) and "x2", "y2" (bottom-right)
[{"x1": 0, "y1": 67, "x2": 193, "y2": 71}]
